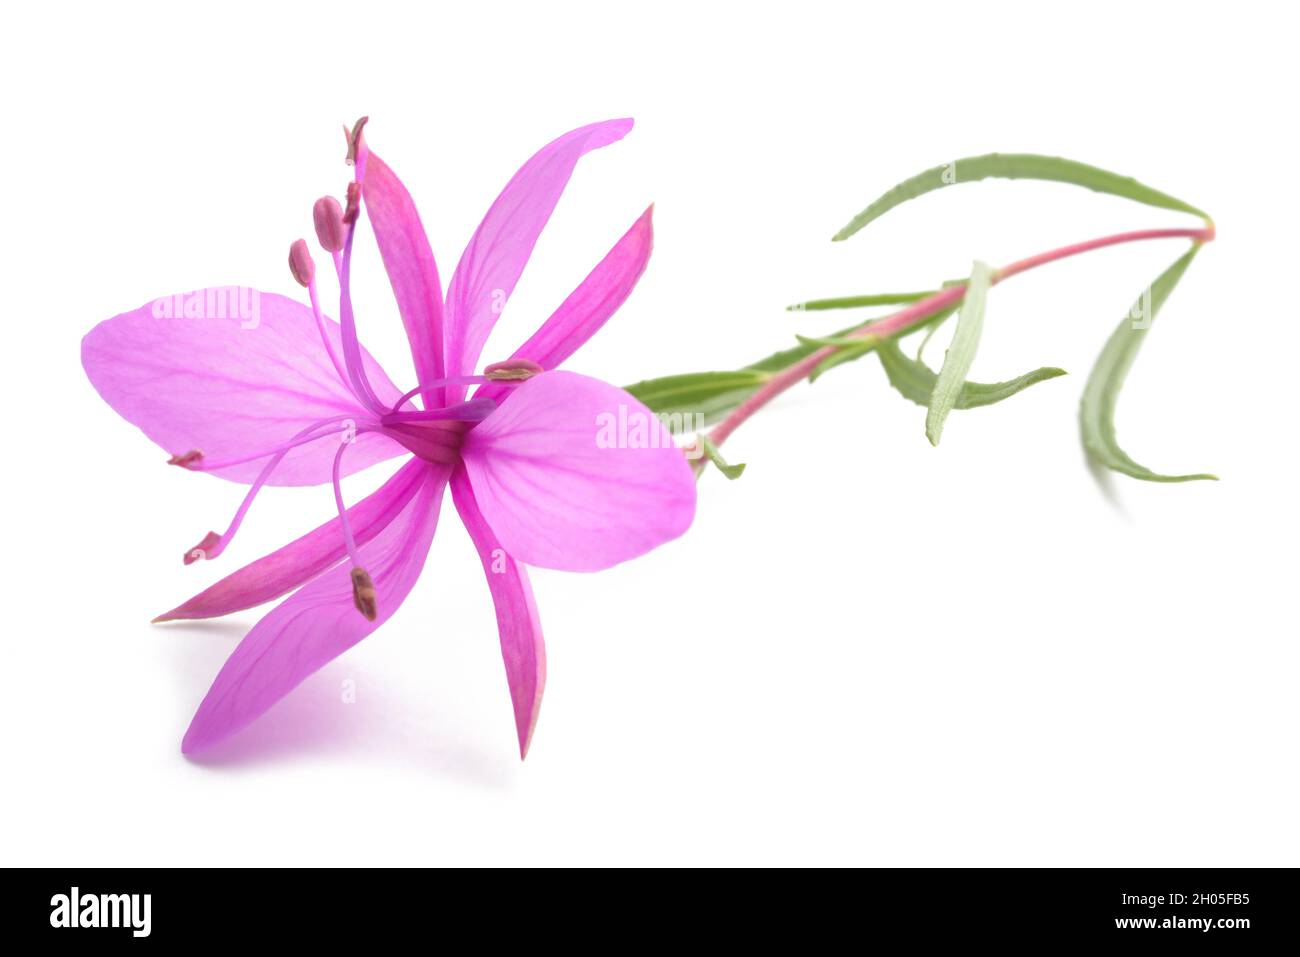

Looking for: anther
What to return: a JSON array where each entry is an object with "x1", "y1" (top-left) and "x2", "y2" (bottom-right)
[
  {"x1": 168, "y1": 449, "x2": 204, "y2": 469},
  {"x1": 289, "y1": 239, "x2": 315, "y2": 287},
  {"x1": 184, "y1": 531, "x2": 221, "y2": 565},
  {"x1": 351, "y1": 567, "x2": 377, "y2": 621},
  {"x1": 313, "y1": 196, "x2": 347, "y2": 253},
  {"x1": 484, "y1": 359, "x2": 544, "y2": 382},
  {"x1": 343, "y1": 181, "x2": 362, "y2": 225}
]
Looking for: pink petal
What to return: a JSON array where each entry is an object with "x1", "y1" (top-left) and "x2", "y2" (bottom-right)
[
  {"x1": 461, "y1": 371, "x2": 696, "y2": 572},
  {"x1": 444, "y1": 119, "x2": 634, "y2": 393},
  {"x1": 83, "y1": 291, "x2": 405, "y2": 485},
  {"x1": 363, "y1": 150, "x2": 446, "y2": 405},
  {"x1": 181, "y1": 463, "x2": 448, "y2": 754},
  {"x1": 475, "y1": 205, "x2": 653, "y2": 405},
  {"x1": 450, "y1": 468, "x2": 546, "y2": 759},
  {"x1": 154, "y1": 459, "x2": 428, "y2": 622}
]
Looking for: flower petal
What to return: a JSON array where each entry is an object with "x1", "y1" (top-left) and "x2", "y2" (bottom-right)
[
  {"x1": 154, "y1": 459, "x2": 428, "y2": 622},
  {"x1": 363, "y1": 150, "x2": 445, "y2": 405},
  {"x1": 83, "y1": 291, "x2": 405, "y2": 485},
  {"x1": 444, "y1": 118, "x2": 634, "y2": 392},
  {"x1": 181, "y1": 463, "x2": 448, "y2": 754},
  {"x1": 475, "y1": 205, "x2": 653, "y2": 405},
  {"x1": 450, "y1": 468, "x2": 545, "y2": 759},
  {"x1": 461, "y1": 371, "x2": 696, "y2": 572}
]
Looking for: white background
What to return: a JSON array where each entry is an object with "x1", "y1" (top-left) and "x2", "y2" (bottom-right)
[{"x1": 3, "y1": 1, "x2": 1296, "y2": 866}]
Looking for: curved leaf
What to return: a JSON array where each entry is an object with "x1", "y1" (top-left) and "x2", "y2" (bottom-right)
[
  {"x1": 1079, "y1": 246, "x2": 1217, "y2": 482},
  {"x1": 698, "y1": 435, "x2": 745, "y2": 480},
  {"x1": 834, "y1": 154, "x2": 1209, "y2": 242},
  {"x1": 927, "y1": 261, "x2": 992, "y2": 445},
  {"x1": 876, "y1": 337, "x2": 1066, "y2": 409}
]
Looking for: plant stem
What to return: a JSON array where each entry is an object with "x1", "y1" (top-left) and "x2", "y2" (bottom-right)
[{"x1": 706, "y1": 225, "x2": 1215, "y2": 451}]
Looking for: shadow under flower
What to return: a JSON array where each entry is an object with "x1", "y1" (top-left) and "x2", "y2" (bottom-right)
[{"x1": 156, "y1": 620, "x2": 515, "y2": 788}]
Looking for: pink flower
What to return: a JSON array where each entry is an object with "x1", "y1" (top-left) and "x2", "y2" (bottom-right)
[{"x1": 82, "y1": 119, "x2": 696, "y2": 758}]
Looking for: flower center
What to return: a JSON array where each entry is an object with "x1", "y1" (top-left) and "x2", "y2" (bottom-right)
[{"x1": 381, "y1": 418, "x2": 471, "y2": 465}]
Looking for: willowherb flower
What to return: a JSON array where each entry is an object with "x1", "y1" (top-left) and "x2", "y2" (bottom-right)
[{"x1": 83, "y1": 118, "x2": 696, "y2": 758}]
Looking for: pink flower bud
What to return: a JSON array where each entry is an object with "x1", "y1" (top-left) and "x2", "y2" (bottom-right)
[
  {"x1": 313, "y1": 196, "x2": 346, "y2": 253},
  {"x1": 288, "y1": 239, "x2": 315, "y2": 287}
]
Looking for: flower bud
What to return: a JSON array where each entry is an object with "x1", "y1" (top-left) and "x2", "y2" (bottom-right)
[
  {"x1": 288, "y1": 239, "x2": 315, "y2": 287},
  {"x1": 313, "y1": 196, "x2": 346, "y2": 252}
]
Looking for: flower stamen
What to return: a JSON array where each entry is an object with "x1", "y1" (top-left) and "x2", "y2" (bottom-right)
[
  {"x1": 484, "y1": 358, "x2": 544, "y2": 381},
  {"x1": 380, "y1": 397, "x2": 496, "y2": 426},
  {"x1": 344, "y1": 116, "x2": 369, "y2": 167},
  {"x1": 179, "y1": 416, "x2": 356, "y2": 473},
  {"x1": 332, "y1": 145, "x2": 389, "y2": 416},
  {"x1": 306, "y1": 273, "x2": 349, "y2": 388},
  {"x1": 331, "y1": 432, "x2": 378, "y2": 621},
  {"x1": 184, "y1": 531, "x2": 221, "y2": 566},
  {"x1": 313, "y1": 196, "x2": 347, "y2": 253},
  {"x1": 181, "y1": 416, "x2": 357, "y2": 563},
  {"x1": 350, "y1": 567, "x2": 377, "y2": 622},
  {"x1": 389, "y1": 377, "x2": 491, "y2": 413},
  {"x1": 288, "y1": 239, "x2": 315, "y2": 288},
  {"x1": 168, "y1": 449, "x2": 204, "y2": 469}
]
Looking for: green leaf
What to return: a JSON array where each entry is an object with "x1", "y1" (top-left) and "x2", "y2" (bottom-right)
[
  {"x1": 1079, "y1": 246, "x2": 1217, "y2": 482},
  {"x1": 787, "y1": 290, "x2": 933, "y2": 312},
  {"x1": 627, "y1": 298, "x2": 956, "y2": 429},
  {"x1": 876, "y1": 337, "x2": 1066, "y2": 409},
  {"x1": 927, "y1": 260, "x2": 992, "y2": 445},
  {"x1": 834, "y1": 154, "x2": 1209, "y2": 242},
  {"x1": 795, "y1": 332, "x2": 878, "y2": 348},
  {"x1": 624, "y1": 370, "x2": 770, "y2": 432},
  {"x1": 744, "y1": 320, "x2": 868, "y2": 374},
  {"x1": 810, "y1": 339, "x2": 880, "y2": 382},
  {"x1": 915, "y1": 313, "x2": 948, "y2": 364},
  {"x1": 698, "y1": 435, "x2": 746, "y2": 480}
]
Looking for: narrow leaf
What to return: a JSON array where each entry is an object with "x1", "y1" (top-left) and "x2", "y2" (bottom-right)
[
  {"x1": 624, "y1": 370, "x2": 769, "y2": 432},
  {"x1": 787, "y1": 290, "x2": 933, "y2": 312},
  {"x1": 1079, "y1": 246, "x2": 1217, "y2": 482},
  {"x1": 627, "y1": 299, "x2": 955, "y2": 429},
  {"x1": 915, "y1": 313, "x2": 948, "y2": 364},
  {"x1": 927, "y1": 261, "x2": 992, "y2": 445},
  {"x1": 795, "y1": 332, "x2": 878, "y2": 348},
  {"x1": 745, "y1": 320, "x2": 868, "y2": 374},
  {"x1": 810, "y1": 339, "x2": 880, "y2": 382},
  {"x1": 876, "y1": 337, "x2": 1066, "y2": 409},
  {"x1": 834, "y1": 154, "x2": 1208, "y2": 242},
  {"x1": 698, "y1": 435, "x2": 745, "y2": 480}
]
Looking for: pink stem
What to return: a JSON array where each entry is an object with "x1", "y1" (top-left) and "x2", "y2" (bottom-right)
[{"x1": 707, "y1": 225, "x2": 1215, "y2": 451}]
